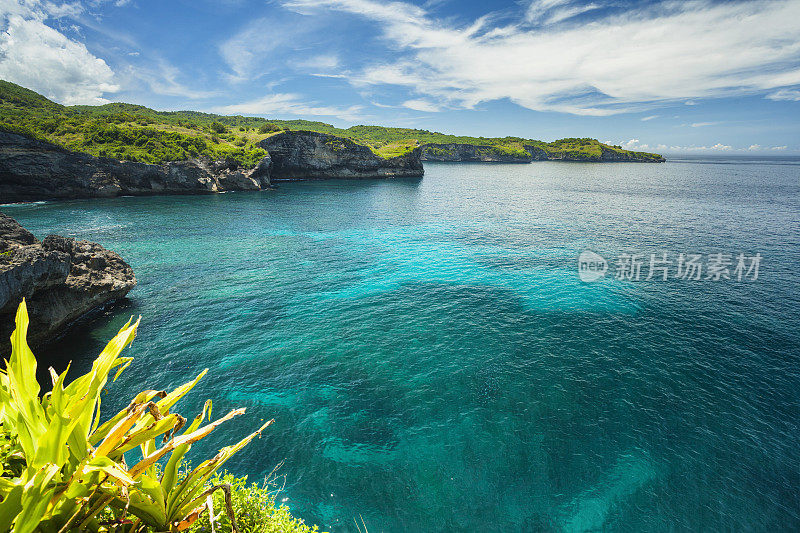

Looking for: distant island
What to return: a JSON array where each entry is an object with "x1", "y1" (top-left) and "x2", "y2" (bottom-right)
[{"x1": 0, "y1": 80, "x2": 665, "y2": 202}]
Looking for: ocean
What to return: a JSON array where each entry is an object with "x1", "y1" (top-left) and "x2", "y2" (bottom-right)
[{"x1": 3, "y1": 157, "x2": 800, "y2": 531}]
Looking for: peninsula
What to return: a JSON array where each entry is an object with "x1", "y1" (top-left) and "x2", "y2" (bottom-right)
[{"x1": 0, "y1": 80, "x2": 665, "y2": 202}]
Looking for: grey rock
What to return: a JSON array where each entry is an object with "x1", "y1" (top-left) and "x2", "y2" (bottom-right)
[
  {"x1": 0, "y1": 212, "x2": 136, "y2": 351},
  {"x1": 0, "y1": 132, "x2": 272, "y2": 202},
  {"x1": 261, "y1": 131, "x2": 423, "y2": 180},
  {"x1": 0, "y1": 211, "x2": 37, "y2": 250},
  {"x1": 421, "y1": 143, "x2": 533, "y2": 163},
  {"x1": 522, "y1": 145, "x2": 550, "y2": 161}
]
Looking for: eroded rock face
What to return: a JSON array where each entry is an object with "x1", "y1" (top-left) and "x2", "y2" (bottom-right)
[
  {"x1": 0, "y1": 212, "x2": 136, "y2": 351},
  {"x1": 522, "y1": 145, "x2": 550, "y2": 161},
  {"x1": 0, "y1": 132, "x2": 272, "y2": 203},
  {"x1": 421, "y1": 143, "x2": 533, "y2": 163},
  {"x1": 261, "y1": 131, "x2": 424, "y2": 180}
]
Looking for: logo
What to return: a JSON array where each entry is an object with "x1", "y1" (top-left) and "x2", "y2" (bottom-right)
[{"x1": 578, "y1": 250, "x2": 608, "y2": 282}]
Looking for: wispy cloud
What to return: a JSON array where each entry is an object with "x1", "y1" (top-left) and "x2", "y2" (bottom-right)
[
  {"x1": 219, "y1": 15, "x2": 326, "y2": 82},
  {"x1": 120, "y1": 60, "x2": 217, "y2": 100},
  {"x1": 295, "y1": 54, "x2": 340, "y2": 71},
  {"x1": 284, "y1": 0, "x2": 800, "y2": 116},
  {"x1": 402, "y1": 99, "x2": 440, "y2": 112},
  {"x1": 211, "y1": 93, "x2": 364, "y2": 121},
  {"x1": 641, "y1": 115, "x2": 659, "y2": 121},
  {"x1": 526, "y1": 0, "x2": 601, "y2": 26},
  {"x1": 767, "y1": 88, "x2": 800, "y2": 101},
  {"x1": 690, "y1": 122, "x2": 720, "y2": 128}
]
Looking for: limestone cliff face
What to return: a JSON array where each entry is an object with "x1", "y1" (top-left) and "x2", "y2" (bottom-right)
[
  {"x1": 522, "y1": 145, "x2": 550, "y2": 161},
  {"x1": 0, "y1": 132, "x2": 271, "y2": 203},
  {"x1": 0, "y1": 212, "x2": 136, "y2": 351},
  {"x1": 261, "y1": 131, "x2": 424, "y2": 180},
  {"x1": 421, "y1": 143, "x2": 533, "y2": 163}
]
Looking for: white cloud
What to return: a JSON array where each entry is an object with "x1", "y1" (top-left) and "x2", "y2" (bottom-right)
[
  {"x1": 617, "y1": 139, "x2": 793, "y2": 154},
  {"x1": 641, "y1": 115, "x2": 659, "y2": 121},
  {"x1": 767, "y1": 88, "x2": 800, "y2": 101},
  {"x1": 285, "y1": 0, "x2": 800, "y2": 116},
  {"x1": 0, "y1": 1, "x2": 118, "y2": 104},
  {"x1": 42, "y1": 1, "x2": 84, "y2": 18},
  {"x1": 690, "y1": 122, "x2": 720, "y2": 128},
  {"x1": 402, "y1": 99, "x2": 439, "y2": 112},
  {"x1": 707, "y1": 143, "x2": 732, "y2": 151},
  {"x1": 619, "y1": 139, "x2": 648, "y2": 150},
  {"x1": 211, "y1": 93, "x2": 364, "y2": 121}
]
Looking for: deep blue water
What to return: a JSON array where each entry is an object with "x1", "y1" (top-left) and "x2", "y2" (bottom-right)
[{"x1": 3, "y1": 159, "x2": 800, "y2": 532}]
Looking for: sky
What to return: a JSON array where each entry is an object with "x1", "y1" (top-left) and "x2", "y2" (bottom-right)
[{"x1": 0, "y1": 0, "x2": 799, "y2": 154}]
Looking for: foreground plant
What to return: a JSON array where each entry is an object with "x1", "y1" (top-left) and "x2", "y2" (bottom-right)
[
  {"x1": 0, "y1": 300, "x2": 272, "y2": 532},
  {"x1": 189, "y1": 471, "x2": 318, "y2": 533}
]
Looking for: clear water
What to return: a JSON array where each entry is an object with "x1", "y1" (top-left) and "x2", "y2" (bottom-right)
[{"x1": 3, "y1": 158, "x2": 800, "y2": 532}]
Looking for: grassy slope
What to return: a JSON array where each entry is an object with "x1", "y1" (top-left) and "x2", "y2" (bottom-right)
[{"x1": 0, "y1": 80, "x2": 664, "y2": 165}]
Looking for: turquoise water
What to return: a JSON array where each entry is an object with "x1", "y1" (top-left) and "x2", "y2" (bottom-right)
[{"x1": 4, "y1": 158, "x2": 800, "y2": 531}]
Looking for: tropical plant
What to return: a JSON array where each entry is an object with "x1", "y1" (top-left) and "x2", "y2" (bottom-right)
[{"x1": 0, "y1": 300, "x2": 272, "y2": 532}]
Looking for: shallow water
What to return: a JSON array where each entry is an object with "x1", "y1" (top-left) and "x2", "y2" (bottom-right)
[{"x1": 4, "y1": 158, "x2": 800, "y2": 531}]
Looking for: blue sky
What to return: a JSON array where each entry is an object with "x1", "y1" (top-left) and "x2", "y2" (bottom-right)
[{"x1": 1, "y1": 0, "x2": 799, "y2": 154}]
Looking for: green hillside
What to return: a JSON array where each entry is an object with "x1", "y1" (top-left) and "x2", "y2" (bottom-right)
[{"x1": 0, "y1": 80, "x2": 664, "y2": 166}]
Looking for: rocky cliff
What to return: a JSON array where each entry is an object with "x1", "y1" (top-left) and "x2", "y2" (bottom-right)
[
  {"x1": 0, "y1": 132, "x2": 272, "y2": 203},
  {"x1": 420, "y1": 142, "x2": 665, "y2": 163},
  {"x1": 421, "y1": 143, "x2": 533, "y2": 163},
  {"x1": 261, "y1": 131, "x2": 424, "y2": 180},
  {"x1": 0, "y1": 212, "x2": 136, "y2": 351},
  {"x1": 539, "y1": 145, "x2": 666, "y2": 162}
]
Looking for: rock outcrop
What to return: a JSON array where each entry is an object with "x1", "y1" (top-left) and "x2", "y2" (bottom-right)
[
  {"x1": 538, "y1": 146, "x2": 666, "y2": 162},
  {"x1": 421, "y1": 142, "x2": 665, "y2": 163},
  {"x1": 421, "y1": 143, "x2": 533, "y2": 163},
  {"x1": 0, "y1": 132, "x2": 272, "y2": 203},
  {"x1": 0, "y1": 212, "x2": 136, "y2": 351},
  {"x1": 261, "y1": 131, "x2": 424, "y2": 180}
]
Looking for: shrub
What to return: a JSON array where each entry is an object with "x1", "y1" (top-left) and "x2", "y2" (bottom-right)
[
  {"x1": 0, "y1": 300, "x2": 275, "y2": 533},
  {"x1": 210, "y1": 122, "x2": 227, "y2": 134},
  {"x1": 257, "y1": 123, "x2": 281, "y2": 134},
  {"x1": 190, "y1": 471, "x2": 318, "y2": 533}
]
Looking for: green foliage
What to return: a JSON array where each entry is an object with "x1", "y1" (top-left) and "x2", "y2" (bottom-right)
[
  {"x1": 0, "y1": 299, "x2": 276, "y2": 532},
  {"x1": 257, "y1": 123, "x2": 281, "y2": 134},
  {"x1": 189, "y1": 472, "x2": 318, "y2": 533},
  {"x1": 0, "y1": 80, "x2": 63, "y2": 112},
  {"x1": 209, "y1": 122, "x2": 228, "y2": 134},
  {"x1": 0, "y1": 79, "x2": 664, "y2": 165}
]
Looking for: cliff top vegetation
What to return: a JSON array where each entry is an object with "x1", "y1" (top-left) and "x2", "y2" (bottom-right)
[{"x1": 0, "y1": 80, "x2": 664, "y2": 166}]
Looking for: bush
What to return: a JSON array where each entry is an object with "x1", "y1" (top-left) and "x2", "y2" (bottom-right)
[
  {"x1": 210, "y1": 122, "x2": 228, "y2": 134},
  {"x1": 0, "y1": 299, "x2": 301, "y2": 533},
  {"x1": 190, "y1": 472, "x2": 318, "y2": 533},
  {"x1": 257, "y1": 123, "x2": 281, "y2": 134}
]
